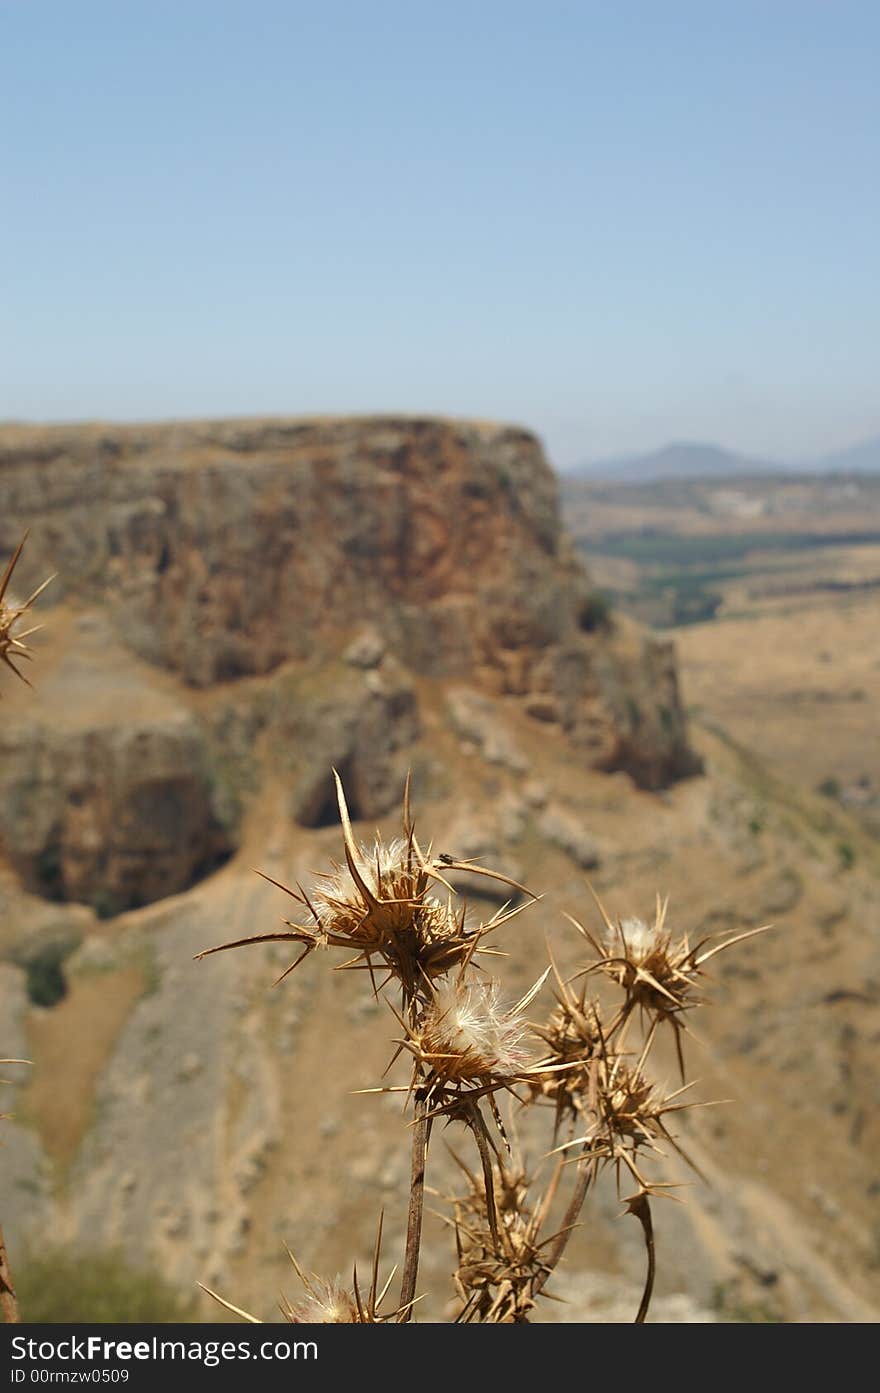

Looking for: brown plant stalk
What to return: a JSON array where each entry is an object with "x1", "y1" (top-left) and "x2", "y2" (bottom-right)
[
  {"x1": 399, "y1": 1097, "x2": 430, "y2": 1320},
  {"x1": 196, "y1": 770, "x2": 766, "y2": 1324}
]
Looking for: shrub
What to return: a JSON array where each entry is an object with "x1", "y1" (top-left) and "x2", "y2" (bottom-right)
[
  {"x1": 837, "y1": 840, "x2": 856, "y2": 870},
  {"x1": 578, "y1": 590, "x2": 612, "y2": 632},
  {"x1": 11, "y1": 1248, "x2": 196, "y2": 1324},
  {"x1": 24, "y1": 942, "x2": 70, "y2": 1008}
]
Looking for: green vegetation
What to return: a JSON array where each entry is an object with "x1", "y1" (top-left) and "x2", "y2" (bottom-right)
[
  {"x1": 90, "y1": 888, "x2": 128, "y2": 920},
  {"x1": 578, "y1": 589, "x2": 612, "y2": 632},
  {"x1": 711, "y1": 1281, "x2": 783, "y2": 1324},
  {"x1": 25, "y1": 941, "x2": 72, "y2": 1008},
  {"x1": 10, "y1": 1247, "x2": 197, "y2": 1323},
  {"x1": 584, "y1": 528, "x2": 880, "y2": 566},
  {"x1": 818, "y1": 777, "x2": 842, "y2": 799},
  {"x1": 837, "y1": 840, "x2": 856, "y2": 871},
  {"x1": 576, "y1": 524, "x2": 880, "y2": 628}
]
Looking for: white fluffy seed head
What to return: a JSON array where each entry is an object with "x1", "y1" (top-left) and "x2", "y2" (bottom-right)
[
  {"x1": 421, "y1": 978, "x2": 532, "y2": 1080},
  {"x1": 605, "y1": 916, "x2": 665, "y2": 965},
  {"x1": 316, "y1": 838, "x2": 412, "y2": 906},
  {"x1": 287, "y1": 1277, "x2": 359, "y2": 1323}
]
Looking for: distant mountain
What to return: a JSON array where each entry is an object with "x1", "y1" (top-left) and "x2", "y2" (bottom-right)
[
  {"x1": 816, "y1": 435, "x2": 880, "y2": 474},
  {"x1": 569, "y1": 435, "x2": 880, "y2": 482},
  {"x1": 571, "y1": 441, "x2": 785, "y2": 483}
]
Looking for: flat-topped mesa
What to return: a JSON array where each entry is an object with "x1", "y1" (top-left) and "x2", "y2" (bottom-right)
[
  {"x1": 0, "y1": 417, "x2": 573, "y2": 676},
  {"x1": 0, "y1": 415, "x2": 700, "y2": 788}
]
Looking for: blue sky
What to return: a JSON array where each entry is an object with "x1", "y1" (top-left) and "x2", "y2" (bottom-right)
[{"x1": 3, "y1": 1, "x2": 878, "y2": 469}]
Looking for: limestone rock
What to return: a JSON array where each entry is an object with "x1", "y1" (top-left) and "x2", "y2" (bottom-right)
[
  {"x1": 0, "y1": 713, "x2": 236, "y2": 914},
  {"x1": 280, "y1": 657, "x2": 420, "y2": 826},
  {"x1": 0, "y1": 416, "x2": 699, "y2": 789},
  {"x1": 538, "y1": 806, "x2": 601, "y2": 869},
  {"x1": 433, "y1": 811, "x2": 524, "y2": 904},
  {"x1": 445, "y1": 688, "x2": 528, "y2": 774}
]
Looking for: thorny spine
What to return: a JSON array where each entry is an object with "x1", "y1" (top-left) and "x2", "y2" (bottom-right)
[
  {"x1": 1, "y1": 533, "x2": 51, "y2": 1323},
  {"x1": 196, "y1": 769, "x2": 768, "y2": 1323}
]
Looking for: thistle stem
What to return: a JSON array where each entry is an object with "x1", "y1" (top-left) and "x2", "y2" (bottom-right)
[
  {"x1": 632, "y1": 1194, "x2": 655, "y2": 1324},
  {"x1": 467, "y1": 1101, "x2": 499, "y2": 1248},
  {"x1": 399, "y1": 1095, "x2": 429, "y2": 1320},
  {"x1": 533, "y1": 1149, "x2": 596, "y2": 1298}
]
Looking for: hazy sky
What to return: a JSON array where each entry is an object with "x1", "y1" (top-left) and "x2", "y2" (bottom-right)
[{"x1": 3, "y1": 1, "x2": 878, "y2": 470}]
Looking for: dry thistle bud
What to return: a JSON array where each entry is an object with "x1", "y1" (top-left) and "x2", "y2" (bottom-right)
[
  {"x1": 449, "y1": 1155, "x2": 554, "y2": 1323},
  {"x1": 200, "y1": 1215, "x2": 410, "y2": 1324},
  {"x1": 0, "y1": 533, "x2": 55, "y2": 688},
  {"x1": 196, "y1": 771, "x2": 536, "y2": 1004},
  {"x1": 557, "y1": 1046, "x2": 701, "y2": 1199},
  {"x1": 280, "y1": 1275, "x2": 362, "y2": 1323},
  {"x1": 569, "y1": 886, "x2": 770, "y2": 1076},
  {"x1": 529, "y1": 987, "x2": 605, "y2": 1135},
  {"x1": 390, "y1": 969, "x2": 549, "y2": 1124}
]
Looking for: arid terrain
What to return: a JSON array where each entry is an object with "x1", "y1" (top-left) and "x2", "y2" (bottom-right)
[
  {"x1": 561, "y1": 471, "x2": 880, "y2": 840},
  {"x1": 1, "y1": 425, "x2": 878, "y2": 1323},
  {"x1": 561, "y1": 471, "x2": 880, "y2": 631}
]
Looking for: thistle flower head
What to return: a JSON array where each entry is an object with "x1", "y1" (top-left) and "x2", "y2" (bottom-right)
[
  {"x1": 200, "y1": 1215, "x2": 408, "y2": 1324},
  {"x1": 449, "y1": 1155, "x2": 553, "y2": 1323},
  {"x1": 556, "y1": 1049, "x2": 702, "y2": 1199},
  {"x1": 593, "y1": 897, "x2": 685, "y2": 1010},
  {"x1": 529, "y1": 983, "x2": 605, "y2": 1132},
  {"x1": 309, "y1": 836, "x2": 441, "y2": 951},
  {"x1": 600, "y1": 1060, "x2": 662, "y2": 1145},
  {"x1": 316, "y1": 836, "x2": 412, "y2": 910},
  {"x1": 196, "y1": 771, "x2": 536, "y2": 1004},
  {"x1": 418, "y1": 977, "x2": 534, "y2": 1083},
  {"x1": 614, "y1": 916, "x2": 661, "y2": 964},
  {"x1": 569, "y1": 887, "x2": 771, "y2": 1077},
  {"x1": 281, "y1": 1276, "x2": 360, "y2": 1324}
]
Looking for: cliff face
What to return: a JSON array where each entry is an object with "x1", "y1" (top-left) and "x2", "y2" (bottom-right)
[
  {"x1": 0, "y1": 415, "x2": 699, "y2": 801},
  {"x1": 2, "y1": 419, "x2": 877, "y2": 1325},
  {"x1": 0, "y1": 713, "x2": 234, "y2": 913}
]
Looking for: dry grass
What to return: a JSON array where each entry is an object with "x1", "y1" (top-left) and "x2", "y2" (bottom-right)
[
  {"x1": 676, "y1": 592, "x2": 880, "y2": 795},
  {"x1": 21, "y1": 965, "x2": 147, "y2": 1177}
]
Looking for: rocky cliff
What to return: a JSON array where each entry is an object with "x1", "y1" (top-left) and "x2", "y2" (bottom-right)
[
  {"x1": 1, "y1": 417, "x2": 697, "y2": 740},
  {"x1": 0, "y1": 417, "x2": 698, "y2": 914},
  {"x1": 7, "y1": 418, "x2": 874, "y2": 1324}
]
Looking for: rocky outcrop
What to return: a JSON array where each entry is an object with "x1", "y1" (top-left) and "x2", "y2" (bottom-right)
[
  {"x1": 277, "y1": 656, "x2": 421, "y2": 826},
  {"x1": 0, "y1": 713, "x2": 235, "y2": 914},
  {"x1": 0, "y1": 416, "x2": 699, "y2": 790}
]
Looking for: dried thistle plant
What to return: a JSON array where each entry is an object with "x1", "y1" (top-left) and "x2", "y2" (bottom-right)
[
  {"x1": 0, "y1": 532, "x2": 55, "y2": 689},
  {"x1": 197, "y1": 771, "x2": 768, "y2": 1325},
  {"x1": 567, "y1": 886, "x2": 770, "y2": 1079},
  {"x1": 528, "y1": 949, "x2": 606, "y2": 1137},
  {"x1": 200, "y1": 1214, "x2": 414, "y2": 1324},
  {"x1": 524, "y1": 890, "x2": 770, "y2": 1319},
  {"x1": 1, "y1": 528, "x2": 49, "y2": 1322},
  {"x1": 446, "y1": 1151, "x2": 563, "y2": 1323},
  {"x1": 197, "y1": 771, "x2": 540, "y2": 1314},
  {"x1": 197, "y1": 770, "x2": 533, "y2": 1006}
]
